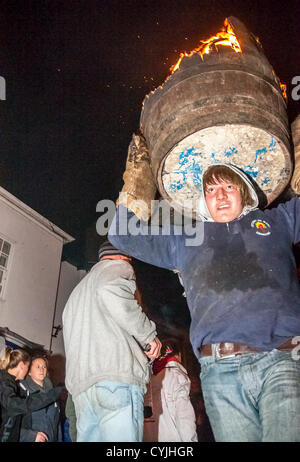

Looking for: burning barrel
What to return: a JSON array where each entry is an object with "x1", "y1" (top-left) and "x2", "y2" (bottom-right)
[{"x1": 140, "y1": 17, "x2": 291, "y2": 220}]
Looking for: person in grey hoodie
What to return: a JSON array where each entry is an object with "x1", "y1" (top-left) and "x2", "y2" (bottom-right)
[{"x1": 62, "y1": 241, "x2": 161, "y2": 442}]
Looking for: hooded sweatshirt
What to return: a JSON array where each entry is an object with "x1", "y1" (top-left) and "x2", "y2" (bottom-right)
[
  {"x1": 109, "y1": 164, "x2": 300, "y2": 356},
  {"x1": 63, "y1": 259, "x2": 157, "y2": 398}
]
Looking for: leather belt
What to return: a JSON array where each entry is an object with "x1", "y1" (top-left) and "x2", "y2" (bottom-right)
[{"x1": 198, "y1": 338, "x2": 297, "y2": 360}]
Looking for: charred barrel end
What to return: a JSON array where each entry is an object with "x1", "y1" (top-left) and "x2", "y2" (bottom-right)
[{"x1": 139, "y1": 17, "x2": 291, "y2": 216}]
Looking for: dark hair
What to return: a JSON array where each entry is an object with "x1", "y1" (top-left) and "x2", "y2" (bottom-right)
[
  {"x1": 98, "y1": 239, "x2": 130, "y2": 261},
  {"x1": 160, "y1": 338, "x2": 181, "y2": 357},
  {"x1": 203, "y1": 165, "x2": 255, "y2": 207},
  {"x1": 30, "y1": 355, "x2": 48, "y2": 370},
  {"x1": 7, "y1": 349, "x2": 31, "y2": 369}
]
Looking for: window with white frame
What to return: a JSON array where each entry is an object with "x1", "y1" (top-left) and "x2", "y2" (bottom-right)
[{"x1": 0, "y1": 237, "x2": 12, "y2": 298}]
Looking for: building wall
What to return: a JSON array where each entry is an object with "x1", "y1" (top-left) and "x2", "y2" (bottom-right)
[
  {"x1": 48, "y1": 261, "x2": 86, "y2": 384},
  {"x1": 51, "y1": 260, "x2": 86, "y2": 357},
  {"x1": 0, "y1": 198, "x2": 64, "y2": 349}
]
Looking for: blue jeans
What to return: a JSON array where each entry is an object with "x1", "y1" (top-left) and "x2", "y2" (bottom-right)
[
  {"x1": 73, "y1": 381, "x2": 145, "y2": 442},
  {"x1": 199, "y1": 349, "x2": 300, "y2": 442}
]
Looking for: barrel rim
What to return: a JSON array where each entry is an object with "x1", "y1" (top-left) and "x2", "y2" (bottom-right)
[
  {"x1": 157, "y1": 123, "x2": 292, "y2": 220},
  {"x1": 141, "y1": 65, "x2": 287, "y2": 124},
  {"x1": 149, "y1": 99, "x2": 291, "y2": 182}
]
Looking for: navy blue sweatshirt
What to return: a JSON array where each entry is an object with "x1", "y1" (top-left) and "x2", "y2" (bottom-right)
[{"x1": 109, "y1": 199, "x2": 300, "y2": 357}]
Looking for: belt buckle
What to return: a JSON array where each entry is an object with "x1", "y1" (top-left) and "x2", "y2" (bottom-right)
[
  {"x1": 212, "y1": 343, "x2": 237, "y2": 361},
  {"x1": 212, "y1": 343, "x2": 222, "y2": 360}
]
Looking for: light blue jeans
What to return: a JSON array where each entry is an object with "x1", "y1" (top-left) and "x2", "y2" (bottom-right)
[
  {"x1": 73, "y1": 381, "x2": 145, "y2": 442},
  {"x1": 199, "y1": 349, "x2": 300, "y2": 442}
]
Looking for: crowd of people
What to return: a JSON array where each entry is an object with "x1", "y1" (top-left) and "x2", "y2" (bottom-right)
[
  {"x1": 0, "y1": 321, "x2": 199, "y2": 443},
  {"x1": 0, "y1": 241, "x2": 199, "y2": 443},
  {"x1": 108, "y1": 130, "x2": 300, "y2": 442},
  {"x1": 62, "y1": 240, "x2": 199, "y2": 442},
  {"x1": 0, "y1": 348, "x2": 63, "y2": 442},
  {"x1": 63, "y1": 126, "x2": 300, "y2": 442},
  {"x1": 1, "y1": 124, "x2": 300, "y2": 442}
]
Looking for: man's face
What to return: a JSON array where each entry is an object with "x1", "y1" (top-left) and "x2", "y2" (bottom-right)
[{"x1": 204, "y1": 179, "x2": 243, "y2": 222}]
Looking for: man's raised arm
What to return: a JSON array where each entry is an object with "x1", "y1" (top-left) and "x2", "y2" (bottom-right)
[{"x1": 108, "y1": 130, "x2": 178, "y2": 271}]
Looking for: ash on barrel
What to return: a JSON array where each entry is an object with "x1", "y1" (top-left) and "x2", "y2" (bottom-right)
[{"x1": 140, "y1": 17, "x2": 291, "y2": 220}]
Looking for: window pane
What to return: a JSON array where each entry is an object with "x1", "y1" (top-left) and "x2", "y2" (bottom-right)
[
  {"x1": 2, "y1": 241, "x2": 11, "y2": 255},
  {"x1": 0, "y1": 255, "x2": 7, "y2": 268},
  {"x1": 0, "y1": 239, "x2": 2, "y2": 251}
]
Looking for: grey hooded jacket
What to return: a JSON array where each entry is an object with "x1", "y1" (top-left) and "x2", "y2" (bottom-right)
[{"x1": 63, "y1": 259, "x2": 157, "y2": 398}]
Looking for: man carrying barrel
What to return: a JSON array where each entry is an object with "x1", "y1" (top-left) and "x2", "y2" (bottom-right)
[{"x1": 108, "y1": 129, "x2": 300, "y2": 442}]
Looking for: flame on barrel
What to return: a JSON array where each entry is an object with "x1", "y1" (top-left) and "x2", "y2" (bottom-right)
[
  {"x1": 170, "y1": 18, "x2": 242, "y2": 74},
  {"x1": 280, "y1": 83, "x2": 287, "y2": 100},
  {"x1": 143, "y1": 17, "x2": 286, "y2": 104}
]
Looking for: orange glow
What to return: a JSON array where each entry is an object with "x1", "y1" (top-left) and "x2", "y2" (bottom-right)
[
  {"x1": 280, "y1": 83, "x2": 287, "y2": 100},
  {"x1": 170, "y1": 18, "x2": 242, "y2": 74}
]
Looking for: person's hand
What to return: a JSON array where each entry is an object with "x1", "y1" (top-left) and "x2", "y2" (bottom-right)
[
  {"x1": 35, "y1": 432, "x2": 48, "y2": 442},
  {"x1": 291, "y1": 114, "x2": 300, "y2": 194},
  {"x1": 117, "y1": 129, "x2": 157, "y2": 222},
  {"x1": 144, "y1": 337, "x2": 162, "y2": 359}
]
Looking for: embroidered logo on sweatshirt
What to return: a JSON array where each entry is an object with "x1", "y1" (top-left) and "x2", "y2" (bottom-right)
[{"x1": 251, "y1": 219, "x2": 271, "y2": 236}]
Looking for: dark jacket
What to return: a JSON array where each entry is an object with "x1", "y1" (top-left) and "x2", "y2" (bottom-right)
[
  {"x1": 0, "y1": 369, "x2": 61, "y2": 442},
  {"x1": 20, "y1": 376, "x2": 61, "y2": 442}
]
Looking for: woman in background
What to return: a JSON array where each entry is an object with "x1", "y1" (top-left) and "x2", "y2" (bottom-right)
[
  {"x1": 0, "y1": 349, "x2": 61, "y2": 442},
  {"x1": 20, "y1": 356, "x2": 61, "y2": 442},
  {"x1": 0, "y1": 346, "x2": 18, "y2": 431}
]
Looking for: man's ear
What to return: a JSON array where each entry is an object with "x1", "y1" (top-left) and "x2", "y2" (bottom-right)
[{"x1": 18, "y1": 361, "x2": 27, "y2": 373}]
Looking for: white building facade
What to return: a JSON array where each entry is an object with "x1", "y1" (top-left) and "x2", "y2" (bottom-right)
[{"x1": 0, "y1": 186, "x2": 75, "y2": 350}]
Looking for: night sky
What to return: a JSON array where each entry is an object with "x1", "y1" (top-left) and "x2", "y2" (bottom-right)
[{"x1": 1, "y1": 0, "x2": 300, "y2": 269}]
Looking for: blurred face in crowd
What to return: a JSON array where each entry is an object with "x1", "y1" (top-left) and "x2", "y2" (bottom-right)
[{"x1": 29, "y1": 358, "x2": 47, "y2": 386}]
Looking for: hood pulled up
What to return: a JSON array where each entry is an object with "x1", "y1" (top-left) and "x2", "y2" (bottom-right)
[{"x1": 197, "y1": 163, "x2": 259, "y2": 222}]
